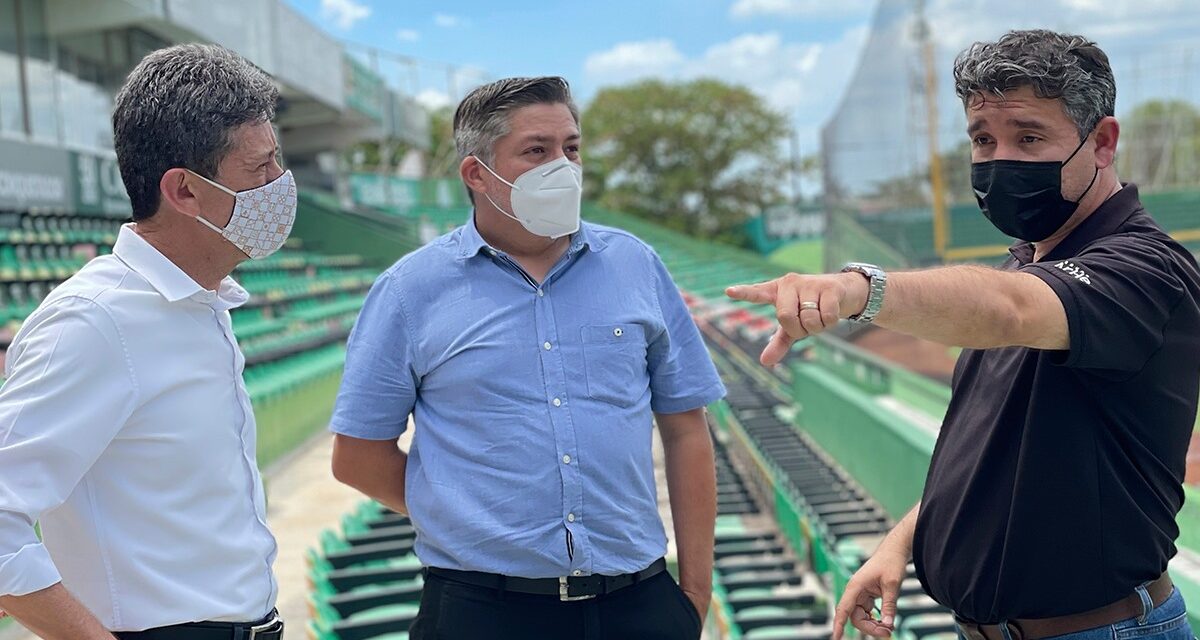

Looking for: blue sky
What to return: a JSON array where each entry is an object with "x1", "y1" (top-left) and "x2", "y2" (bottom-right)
[
  {"x1": 286, "y1": 0, "x2": 1200, "y2": 192},
  {"x1": 285, "y1": 0, "x2": 877, "y2": 159}
]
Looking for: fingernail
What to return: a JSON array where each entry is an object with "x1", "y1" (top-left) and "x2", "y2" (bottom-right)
[{"x1": 883, "y1": 615, "x2": 894, "y2": 626}]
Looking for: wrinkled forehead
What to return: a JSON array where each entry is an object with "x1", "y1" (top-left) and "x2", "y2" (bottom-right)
[{"x1": 965, "y1": 87, "x2": 1075, "y2": 134}]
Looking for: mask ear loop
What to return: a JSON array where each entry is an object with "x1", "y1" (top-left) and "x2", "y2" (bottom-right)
[
  {"x1": 184, "y1": 169, "x2": 236, "y2": 233},
  {"x1": 472, "y1": 157, "x2": 524, "y2": 222},
  {"x1": 1061, "y1": 133, "x2": 1099, "y2": 206}
]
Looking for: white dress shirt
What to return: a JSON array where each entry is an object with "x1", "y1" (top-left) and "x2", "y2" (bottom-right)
[{"x1": 0, "y1": 225, "x2": 278, "y2": 631}]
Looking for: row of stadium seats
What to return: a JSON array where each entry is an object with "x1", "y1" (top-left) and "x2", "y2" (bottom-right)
[
  {"x1": 708, "y1": 413, "x2": 832, "y2": 640},
  {"x1": 0, "y1": 207, "x2": 387, "y2": 470},
  {"x1": 702, "y1": 311, "x2": 957, "y2": 640},
  {"x1": 302, "y1": 407, "x2": 835, "y2": 640},
  {"x1": 306, "y1": 502, "x2": 422, "y2": 639},
  {"x1": 0, "y1": 213, "x2": 121, "y2": 328}
]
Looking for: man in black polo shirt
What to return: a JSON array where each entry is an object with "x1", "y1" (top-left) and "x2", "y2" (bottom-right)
[{"x1": 727, "y1": 29, "x2": 1200, "y2": 640}]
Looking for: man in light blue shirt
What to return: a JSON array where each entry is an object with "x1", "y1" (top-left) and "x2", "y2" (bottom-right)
[{"x1": 330, "y1": 76, "x2": 725, "y2": 640}]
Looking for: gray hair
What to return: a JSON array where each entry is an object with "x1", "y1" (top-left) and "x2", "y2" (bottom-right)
[
  {"x1": 452, "y1": 76, "x2": 579, "y2": 165},
  {"x1": 113, "y1": 43, "x2": 279, "y2": 221},
  {"x1": 953, "y1": 29, "x2": 1116, "y2": 140}
]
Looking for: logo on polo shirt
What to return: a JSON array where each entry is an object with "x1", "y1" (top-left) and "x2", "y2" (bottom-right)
[{"x1": 1054, "y1": 260, "x2": 1092, "y2": 285}]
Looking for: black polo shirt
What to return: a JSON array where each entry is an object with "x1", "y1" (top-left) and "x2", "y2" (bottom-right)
[{"x1": 913, "y1": 184, "x2": 1200, "y2": 623}]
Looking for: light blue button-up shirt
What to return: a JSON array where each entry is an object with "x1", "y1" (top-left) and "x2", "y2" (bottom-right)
[{"x1": 330, "y1": 217, "x2": 725, "y2": 578}]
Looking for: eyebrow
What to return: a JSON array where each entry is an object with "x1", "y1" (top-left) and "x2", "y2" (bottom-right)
[
  {"x1": 966, "y1": 118, "x2": 1051, "y2": 135},
  {"x1": 518, "y1": 133, "x2": 581, "y2": 145},
  {"x1": 244, "y1": 146, "x2": 280, "y2": 167},
  {"x1": 1009, "y1": 118, "x2": 1050, "y2": 131}
]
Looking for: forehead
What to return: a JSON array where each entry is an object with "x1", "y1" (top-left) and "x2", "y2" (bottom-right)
[
  {"x1": 966, "y1": 85, "x2": 1073, "y2": 128},
  {"x1": 226, "y1": 121, "x2": 277, "y2": 155},
  {"x1": 505, "y1": 103, "x2": 579, "y2": 137}
]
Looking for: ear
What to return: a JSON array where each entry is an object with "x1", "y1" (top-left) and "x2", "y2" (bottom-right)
[
  {"x1": 159, "y1": 168, "x2": 203, "y2": 219},
  {"x1": 460, "y1": 156, "x2": 490, "y2": 202},
  {"x1": 1093, "y1": 116, "x2": 1119, "y2": 169}
]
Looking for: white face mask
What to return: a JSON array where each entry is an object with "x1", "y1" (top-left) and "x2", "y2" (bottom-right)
[
  {"x1": 475, "y1": 156, "x2": 582, "y2": 239},
  {"x1": 189, "y1": 169, "x2": 298, "y2": 260}
]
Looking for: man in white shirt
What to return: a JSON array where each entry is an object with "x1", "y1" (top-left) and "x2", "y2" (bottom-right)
[{"x1": 0, "y1": 43, "x2": 296, "y2": 639}]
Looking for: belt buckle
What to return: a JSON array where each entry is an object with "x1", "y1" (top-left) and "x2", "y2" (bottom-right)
[
  {"x1": 247, "y1": 612, "x2": 283, "y2": 639},
  {"x1": 559, "y1": 576, "x2": 597, "y2": 602}
]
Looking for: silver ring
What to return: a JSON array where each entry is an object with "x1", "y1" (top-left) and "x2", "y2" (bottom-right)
[{"x1": 800, "y1": 301, "x2": 820, "y2": 311}]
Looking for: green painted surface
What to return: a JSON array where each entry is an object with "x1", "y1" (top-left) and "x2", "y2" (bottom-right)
[
  {"x1": 767, "y1": 239, "x2": 825, "y2": 274},
  {"x1": 790, "y1": 362, "x2": 935, "y2": 520},
  {"x1": 254, "y1": 369, "x2": 344, "y2": 469},
  {"x1": 291, "y1": 190, "x2": 420, "y2": 268}
]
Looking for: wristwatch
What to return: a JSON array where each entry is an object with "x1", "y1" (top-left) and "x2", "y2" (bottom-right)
[{"x1": 840, "y1": 262, "x2": 887, "y2": 324}]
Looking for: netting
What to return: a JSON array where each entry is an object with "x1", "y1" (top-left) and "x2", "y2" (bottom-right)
[{"x1": 821, "y1": 0, "x2": 1200, "y2": 269}]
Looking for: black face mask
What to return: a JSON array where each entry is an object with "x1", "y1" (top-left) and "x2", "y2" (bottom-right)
[{"x1": 970, "y1": 135, "x2": 1099, "y2": 242}]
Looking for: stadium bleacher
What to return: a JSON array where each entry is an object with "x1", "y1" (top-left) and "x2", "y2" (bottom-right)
[{"x1": 3, "y1": 195, "x2": 1198, "y2": 640}]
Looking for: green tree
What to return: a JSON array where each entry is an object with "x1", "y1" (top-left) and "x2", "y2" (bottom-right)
[
  {"x1": 583, "y1": 79, "x2": 790, "y2": 245},
  {"x1": 1117, "y1": 99, "x2": 1200, "y2": 189}
]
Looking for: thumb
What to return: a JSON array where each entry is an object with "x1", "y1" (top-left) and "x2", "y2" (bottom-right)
[
  {"x1": 725, "y1": 280, "x2": 778, "y2": 304},
  {"x1": 880, "y1": 577, "x2": 900, "y2": 628}
]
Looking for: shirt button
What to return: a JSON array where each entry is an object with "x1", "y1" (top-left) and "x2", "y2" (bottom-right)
[
  {"x1": 567, "y1": 513, "x2": 576, "y2": 522},
  {"x1": 488, "y1": 249, "x2": 497, "y2": 256},
  {"x1": 613, "y1": 327, "x2": 623, "y2": 337},
  {"x1": 562, "y1": 454, "x2": 571, "y2": 464},
  {"x1": 553, "y1": 398, "x2": 562, "y2": 407},
  {"x1": 537, "y1": 289, "x2": 544, "y2": 297},
  {"x1": 572, "y1": 570, "x2": 582, "y2": 576},
  {"x1": 543, "y1": 342, "x2": 552, "y2": 350}
]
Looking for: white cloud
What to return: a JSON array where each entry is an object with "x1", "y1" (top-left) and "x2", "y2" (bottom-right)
[
  {"x1": 731, "y1": 0, "x2": 874, "y2": 18},
  {"x1": 1060, "y1": 0, "x2": 1104, "y2": 10},
  {"x1": 583, "y1": 39, "x2": 686, "y2": 84},
  {"x1": 415, "y1": 89, "x2": 453, "y2": 111},
  {"x1": 434, "y1": 13, "x2": 464, "y2": 28},
  {"x1": 583, "y1": 27, "x2": 869, "y2": 125},
  {"x1": 320, "y1": 0, "x2": 370, "y2": 31},
  {"x1": 397, "y1": 29, "x2": 420, "y2": 42}
]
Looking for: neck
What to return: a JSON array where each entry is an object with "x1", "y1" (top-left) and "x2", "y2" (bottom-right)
[
  {"x1": 133, "y1": 218, "x2": 242, "y2": 291},
  {"x1": 474, "y1": 205, "x2": 571, "y2": 262},
  {"x1": 1032, "y1": 173, "x2": 1122, "y2": 262}
]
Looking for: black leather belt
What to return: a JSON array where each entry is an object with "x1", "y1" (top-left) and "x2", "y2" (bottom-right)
[
  {"x1": 426, "y1": 557, "x2": 668, "y2": 602},
  {"x1": 114, "y1": 609, "x2": 283, "y2": 640}
]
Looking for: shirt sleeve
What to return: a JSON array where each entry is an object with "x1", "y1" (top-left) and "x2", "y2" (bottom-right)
[
  {"x1": 1021, "y1": 237, "x2": 1188, "y2": 374},
  {"x1": 0, "y1": 298, "x2": 137, "y2": 597},
  {"x1": 644, "y1": 248, "x2": 727, "y2": 414},
  {"x1": 329, "y1": 271, "x2": 420, "y2": 440}
]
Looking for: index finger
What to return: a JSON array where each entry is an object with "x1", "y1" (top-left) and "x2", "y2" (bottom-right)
[
  {"x1": 833, "y1": 581, "x2": 866, "y2": 640},
  {"x1": 725, "y1": 280, "x2": 778, "y2": 305}
]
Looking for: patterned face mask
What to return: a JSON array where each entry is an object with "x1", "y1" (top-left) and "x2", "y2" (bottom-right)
[{"x1": 188, "y1": 169, "x2": 297, "y2": 260}]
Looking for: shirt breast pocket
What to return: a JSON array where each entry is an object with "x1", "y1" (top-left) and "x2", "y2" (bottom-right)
[{"x1": 580, "y1": 324, "x2": 649, "y2": 408}]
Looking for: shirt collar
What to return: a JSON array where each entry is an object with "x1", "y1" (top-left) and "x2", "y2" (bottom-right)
[
  {"x1": 1008, "y1": 183, "x2": 1143, "y2": 265},
  {"x1": 113, "y1": 224, "x2": 249, "y2": 310},
  {"x1": 456, "y1": 213, "x2": 608, "y2": 261}
]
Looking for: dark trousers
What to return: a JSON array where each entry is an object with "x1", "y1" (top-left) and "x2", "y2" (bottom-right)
[{"x1": 410, "y1": 569, "x2": 703, "y2": 640}]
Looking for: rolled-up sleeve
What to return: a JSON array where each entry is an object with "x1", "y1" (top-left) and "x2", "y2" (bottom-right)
[
  {"x1": 330, "y1": 271, "x2": 420, "y2": 440},
  {"x1": 0, "y1": 298, "x2": 136, "y2": 597},
  {"x1": 644, "y1": 249, "x2": 726, "y2": 414}
]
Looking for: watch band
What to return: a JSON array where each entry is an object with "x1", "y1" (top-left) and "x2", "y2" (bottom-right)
[{"x1": 840, "y1": 262, "x2": 887, "y2": 324}]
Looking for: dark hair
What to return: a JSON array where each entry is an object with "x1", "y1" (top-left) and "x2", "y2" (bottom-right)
[
  {"x1": 452, "y1": 76, "x2": 579, "y2": 164},
  {"x1": 112, "y1": 43, "x2": 278, "y2": 221},
  {"x1": 953, "y1": 29, "x2": 1116, "y2": 140}
]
